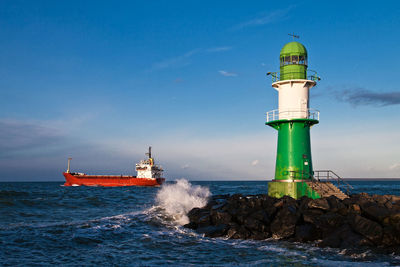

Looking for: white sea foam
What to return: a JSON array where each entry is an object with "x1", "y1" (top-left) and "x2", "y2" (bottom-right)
[{"x1": 156, "y1": 179, "x2": 211, "y2": 225}]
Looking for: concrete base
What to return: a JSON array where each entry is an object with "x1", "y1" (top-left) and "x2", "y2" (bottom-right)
[{"x1": 268, "y1": 181, "x2": 320, "y2": 199}]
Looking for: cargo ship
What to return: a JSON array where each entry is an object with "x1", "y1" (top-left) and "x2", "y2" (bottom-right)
[{"x1": 63, "y1": 147, "x2": 165, "y2": 187}]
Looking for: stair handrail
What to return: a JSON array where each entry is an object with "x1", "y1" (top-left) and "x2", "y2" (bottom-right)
[
  {"x1": 313, "y1": 170, "x2": 353, "y2": 195},
  {"x1": 287, "y1": 170, "x2": 319, "y2": 194},
  {"x1": 288, "y1": 170, "x2": 313, "y2": 180}
]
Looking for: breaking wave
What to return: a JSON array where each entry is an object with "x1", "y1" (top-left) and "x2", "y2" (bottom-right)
[{"x1": 155, "y1": 179, "x2": 211, "y2": 225}]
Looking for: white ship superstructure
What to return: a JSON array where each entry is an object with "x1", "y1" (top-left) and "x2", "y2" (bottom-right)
[{"x1": 135, "y1": 147, "x2": 164, "y2": 179}]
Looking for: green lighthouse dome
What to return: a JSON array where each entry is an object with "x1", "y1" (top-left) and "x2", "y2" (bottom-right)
[
  {"x1": 279, "y1": 41, "x2": 308, "y2": 80},
  {"x1": 280, "y1": 41, "x2": 307, "y2": 57}
]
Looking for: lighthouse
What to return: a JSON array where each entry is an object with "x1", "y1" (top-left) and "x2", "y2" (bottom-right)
[{"x1": 266, "y1": 39, "x2": 321, "y2": 199}]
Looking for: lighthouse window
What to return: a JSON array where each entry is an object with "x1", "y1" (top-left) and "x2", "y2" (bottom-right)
[
  {"x1": 292, "y1": 55, "x2": 299, "y2": 64},
  {"x1": 299, "y1": 56, "x2": 307, "y2": 65},
  {"x1": 284, "y1": 56, "x2": 290, "y2": 65}
]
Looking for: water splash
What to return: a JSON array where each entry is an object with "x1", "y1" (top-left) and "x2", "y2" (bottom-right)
[{"x1": 156, "y1": 179, "x2": 211, "y2": 225}]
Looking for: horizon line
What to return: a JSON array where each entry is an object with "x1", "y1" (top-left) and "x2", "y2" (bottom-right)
[{"x1": 2, "y1": 178, "x2": 400, "y2": 183}]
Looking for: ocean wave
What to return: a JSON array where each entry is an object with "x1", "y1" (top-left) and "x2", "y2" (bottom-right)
[
  {"x1": 0, "y1": 190, "x2": 29, "y2": 197},
  {"x1": 0, "y1": 210, "x2": 144, "y2": 231},
  {"x1": 154, "y1": 179, "x2": 211, "y2": 225}
]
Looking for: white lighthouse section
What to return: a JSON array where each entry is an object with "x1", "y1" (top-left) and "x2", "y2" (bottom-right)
[{"x1": 272, "y1": 79, "x2": 316, "y2": 120}]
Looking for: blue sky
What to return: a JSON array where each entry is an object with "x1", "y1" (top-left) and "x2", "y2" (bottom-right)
[{"x1": 1, "y1": 0, "x2": 399, "y2": 181}]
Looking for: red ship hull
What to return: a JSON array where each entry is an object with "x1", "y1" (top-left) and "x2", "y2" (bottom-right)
[{"x1": 63, "y1": 172, "x2": 165, "y2": 187}]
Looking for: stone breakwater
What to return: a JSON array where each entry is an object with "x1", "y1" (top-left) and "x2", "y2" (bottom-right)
[{"x1": 184, "y1": 193, "x2": 400, "y2": 253}]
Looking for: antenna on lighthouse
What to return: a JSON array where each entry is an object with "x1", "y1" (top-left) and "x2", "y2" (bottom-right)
[{"x1": 288, "y1": 33, "x2": 300, "y2": 40}]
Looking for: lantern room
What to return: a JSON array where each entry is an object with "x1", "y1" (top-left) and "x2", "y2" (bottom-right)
[{"x1": 279, "y1": 41, "x2": 308, "y2": 80}]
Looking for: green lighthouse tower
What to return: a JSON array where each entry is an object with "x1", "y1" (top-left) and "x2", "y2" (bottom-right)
[{"x1": 266, "y1": 40, "x2": 321, "y2": 199}]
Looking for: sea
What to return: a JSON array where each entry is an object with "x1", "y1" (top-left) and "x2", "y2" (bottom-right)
[{"x1": 1, "y1": 180, "x2": 400, "y2": 266}]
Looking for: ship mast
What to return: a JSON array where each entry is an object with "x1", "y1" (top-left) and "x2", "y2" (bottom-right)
[
  {"x1": 146, "y1": 146, "x2": 152, "y2": 159},
  {"x1": 145, "y1": 146, "x2": 153, "y2": 166},
  {"x1": 67, "y1": 157, "x2": 72, "y2": 173}
]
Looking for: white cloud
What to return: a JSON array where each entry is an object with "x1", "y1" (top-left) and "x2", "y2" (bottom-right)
[
  {"x1": 0, "y1": 116, "x2": 93, "y2": 155},
  {"x1": 3, "y1": 113, "x2": 400, "y2": 181},
  {"x1": 151, "y1": 46, "x2": 233, "y2": 71},
  {"x1": 251, "y1": 160, "x2": 259, "y2": 166},
  {"x1": 207, "y1": 46, "x2": 232, "y2": 52},
  {"x1": 218, "y1": 70, "x2": 237, "y2": 77},
  {"x1": 95, "y1": 130, "x2": 276, "y2": 181},
  {"x1": 181, "y1": 164, "x2": 190, "y2": 169},
  {"x1": 389, "y1": 163, "x2": 400, "y2": 170},
  {"x1": 312, "y1": 124, "x2": 400, "y2": 178},
  {"x1": 232, "y1": 6, "x2": 294, "y2": 30},
  {"x1": 152, "y1": 49, "x2": 200, "y2": 70}
]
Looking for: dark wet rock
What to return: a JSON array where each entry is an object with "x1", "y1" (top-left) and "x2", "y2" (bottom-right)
[
  {"x1": 210, "y1": 210, "x2": 231, "y2": 225},
  {"x1": 390, "y1": 195, "x2": 400, "y2": 204},
  {"x1": 392, "y1": 204, "x2": 400, "y2": 212},
  {"x1": 198, "y1": 224, "x2": 230, "y2": 238},
  {"x1": 249, "y1": 231, "x2": 270, "y2": 240},
  {"x1": 226, "y1": 225, "x2": 251, "y2": 239},
  {"x1": 225, "y1": 223, "x2": 240, "y2": 239},
  {"x1": 348, "y1": 203, "x2": 362, "y2": 214},
  {"x1": 360, "y1": 202, "x2": 391, "y2": 223},
  {"x1": 319, "y1": 224, "x2": 372, "y2": 248},
  {"x1": 183, "y1": 222, "x2": 197, "y2": 229},
  {"x1": 243, "y1": 217, "x2": 261, "y2": 232},
  {"x1": 187, "y1": 208, "x2": 206, "y2": 223},
  {"x1": 307, "y1": 198, "x2": 330, "y2": 211},
  {"x1": 270, "y1": 205, "x2": 298, "y2": 239},
  {"x1": 295, "y1": 224, "x2": 318, "y2": 242},
  {"x1": 349, "y1": 214, "x2": 383, "y2": 244},
  {"x1": 372, "y1": 194, "x2": 390, "y2": 205},
  {"x1": 302, "y1": 209, "x2": 325, "y2": 224},
  {"x1": 250, "y1": 210, "x2": 270, "y2": 224},
  {"x1": 317, "y1": 231, "x2": 341, "y2": 248},
  {"x1": 298, "y1": 196, "x2": 311, "y2": 211},
  {"x1": 316, "y1": 213, "x2": 345, "y2": 235},
  {"x1": 211, "y1": 203, "x2": 226, "y2": 210},
  {"x1": 384, "y1": 201, "x2": 393, "y2": 209},
  {"x1": 325, "y1": 195, "x2": 342, "y2": 209},
  {"x1": 382, "y1": 225, "x2": 400, "y2": 246},
  {"x1": 388, "y1": 211, "x2": 400, "y2": 225},
  {"x1": 264, "y1": 203, "x2": 277, "y2": 217},
  {"x1": 207, "y1": 224, "x2": 230, "y2": 237},
  {"x1": 184, "y1": 193, "x2": 400, "y2": 254}
]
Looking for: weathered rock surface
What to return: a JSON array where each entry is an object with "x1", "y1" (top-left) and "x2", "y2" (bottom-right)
[{"x1": 184, "y1": 193, "x2": 400, "y2": 254}]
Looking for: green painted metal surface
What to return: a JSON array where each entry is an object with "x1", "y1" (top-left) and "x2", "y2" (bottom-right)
[
  {"x1": 266, "y1": 119, "x2": 318, "y2": 181},
  {"x1": 280, "y1": 64, "x2": 307, "y2": 80},
  {"x1": 266, "y1": 40, "x2": 322, "y2": 200},
  {"x1": 280, "y1": 42, "x2": 307, "y2": 56},
  {"x1": 268, "y1": 181, "x2": 321, "y2": 199},
  {"x1": 279, "y1": 41, "x2": 307, "y2": 80}
]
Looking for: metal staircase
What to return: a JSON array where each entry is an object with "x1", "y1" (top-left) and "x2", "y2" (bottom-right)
[
  {"x1": 306, "y1": 181, "x2": 348, "y2": 200},
  {"x1": 308, "y1": 170, "x2": 353, "y2": 200}
]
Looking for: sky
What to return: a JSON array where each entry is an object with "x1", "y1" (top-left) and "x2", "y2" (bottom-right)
[{"x1": 0, "y1": 0, "x2": 399, "y2": 181}]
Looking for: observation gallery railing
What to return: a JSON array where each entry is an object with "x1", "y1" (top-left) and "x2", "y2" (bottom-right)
[{"x1": 266, "y1": 108, "x2": 320, "y2": 122}]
